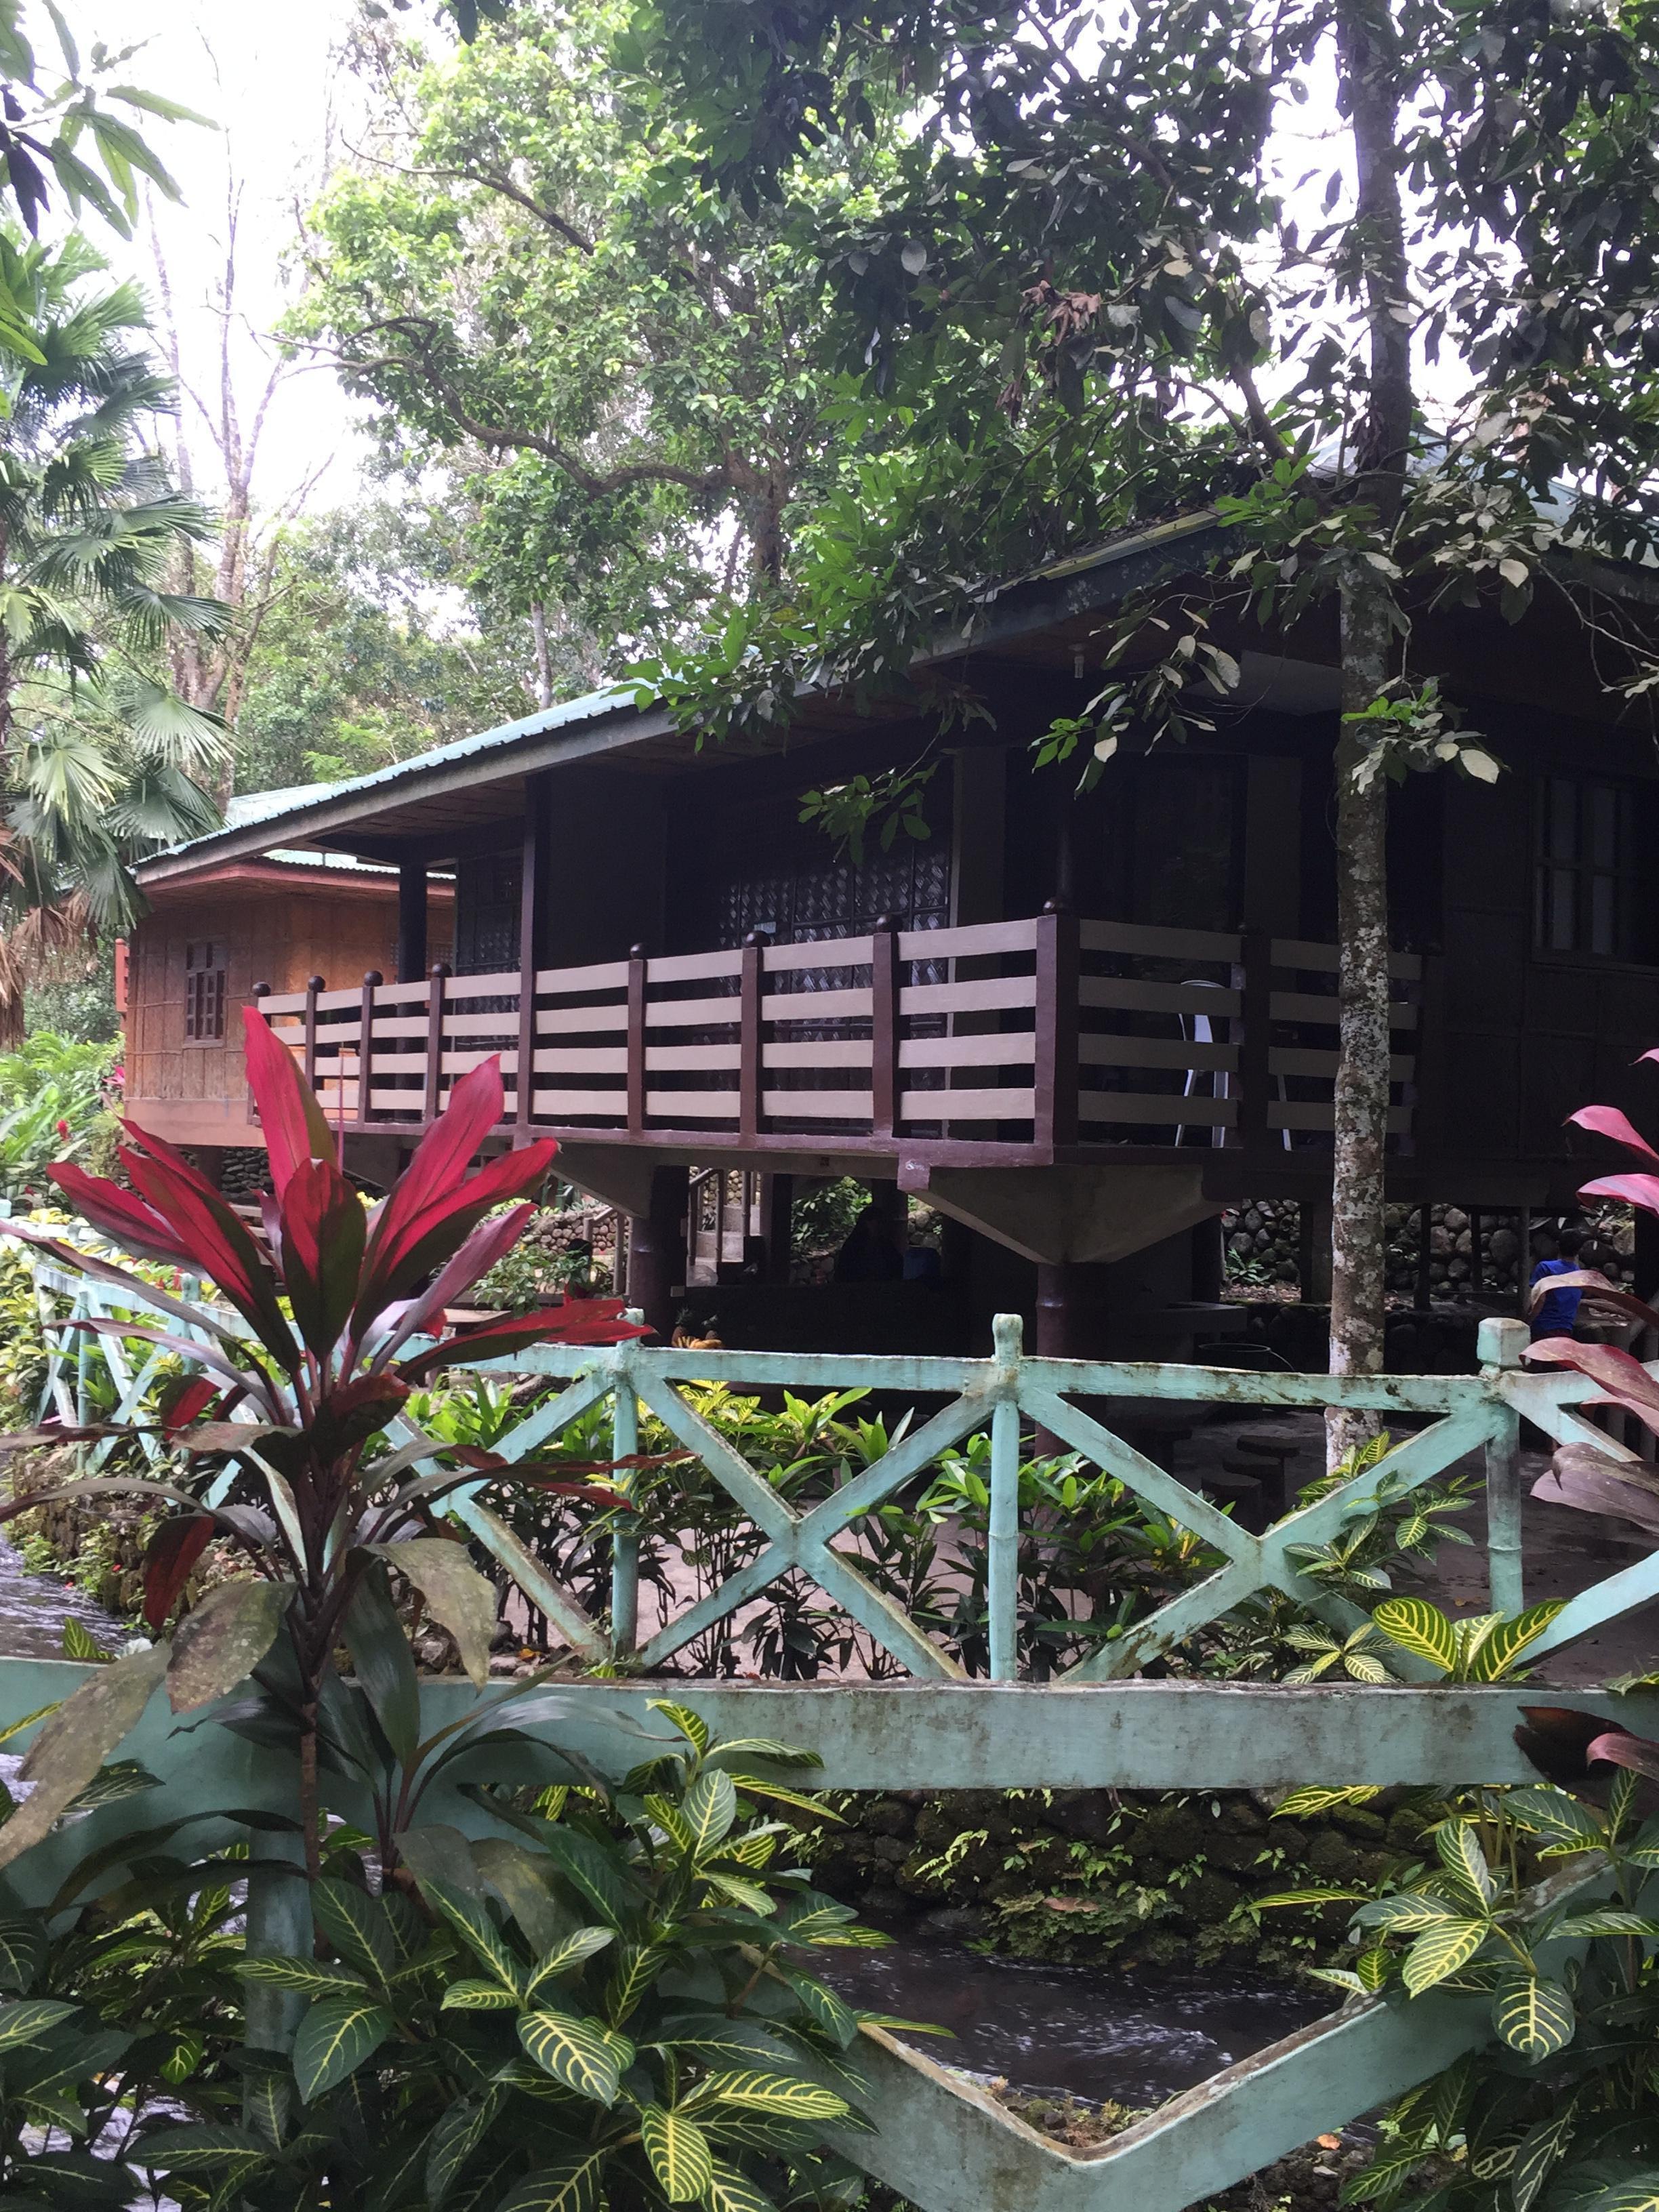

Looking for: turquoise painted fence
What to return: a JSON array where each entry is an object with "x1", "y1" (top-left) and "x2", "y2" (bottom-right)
[{"x1": 8, "y1": 1262, "x2": 1656, "y2": 2212}]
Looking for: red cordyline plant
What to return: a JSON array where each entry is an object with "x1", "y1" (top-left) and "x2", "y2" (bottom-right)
[
  {"x1": 1517, "y1": 1061, "x2": 1659, "y2": 1787},
  {"x1": 0, "y1": 1007, "x2": 648, "y2": 1878}
]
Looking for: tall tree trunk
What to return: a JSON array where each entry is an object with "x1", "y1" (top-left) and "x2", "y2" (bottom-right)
[
  {"x1": 530, "y1": 598, "x2": 554, "y2": 708},
  {"x1": 1330, "y1": 0, "x2": 1412, "y2": 1462}
]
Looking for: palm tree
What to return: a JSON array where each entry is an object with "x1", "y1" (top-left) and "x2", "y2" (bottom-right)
[{"x1": 0, "y1": 230, "x2": 231, "y2": 1038}]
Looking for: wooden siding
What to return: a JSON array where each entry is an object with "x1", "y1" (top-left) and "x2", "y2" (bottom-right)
[{"x1": 124, "y1": 873, "x2": 452, "y2": 1150}]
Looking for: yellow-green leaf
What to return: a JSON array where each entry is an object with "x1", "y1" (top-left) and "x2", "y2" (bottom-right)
[
  {"x1": 1274, "y1": 1778, "x2": 1389, "y2": 1814},
  {"x1": 524, "y1": 1927, "x2": 614, "y2": 2005},
  {"x1": 292, "y1": 1993, "x2": 394, "y2": 2102},
  {"x1": 682, "y1": 1771, "x2": 737, "y2": 1854},
  {"x1": 704, "y1": 2158, "x2": 781, "y2": 2212},
  {"x1": 493, "y1": 2151, "x2": 608, "y2": 2212},
  {"x1": 1435, "y1": 1821, "x2": 1496, "y2": 1910},
  {"x1": 1402, "y1": 1917, "x2": 1488, "y2": 1994},
  {"x1": 440, "y1": 1978, "x2": 518, "y2": 2011},
  {"x1": 1463, "y1": 1601, "x2": 1567, "y2": 1682},
  {"x1": 1372, "y1": 1597, "x2": 1457, "y2": 1675},
  {"x1": 1494, "y1": 1973, "x2": 1576, "y2": 2061},
  {"x1": 516, "y1": 2008, "x2": 622, "y2": 2105},
  {"x1": 640, "y1": 2104, "x2": 714, "y2": 2204},
  {"x1": 684, "y1": 2070, "x2": 848, "y2": 2121}
]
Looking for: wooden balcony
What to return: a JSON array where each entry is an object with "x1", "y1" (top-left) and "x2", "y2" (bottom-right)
[{"x1": 251, "y1": 913, "x2": 1422, "y2": 1167}]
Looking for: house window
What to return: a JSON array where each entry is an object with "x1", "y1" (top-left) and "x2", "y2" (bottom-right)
[
  {"x1": 1534, "y1": 776, "x2": 1639, "y2": 958},
  {"x1": 184, "y1": 940, "x2": 226, "y2": 1042}
]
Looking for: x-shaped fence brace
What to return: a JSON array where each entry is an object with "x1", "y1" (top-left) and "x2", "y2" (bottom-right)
[
  {"x1": 16, "y1": 1263, "x2": 1659, "y2": 2212},
  {"x1": 30, "y1": 1268, "x2": 1659, "y2": 1684}
]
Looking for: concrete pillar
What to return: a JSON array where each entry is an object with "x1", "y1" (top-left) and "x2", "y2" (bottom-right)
[{"x1": 628, "y1": 1165, "x2": 689, "y2": 1340}]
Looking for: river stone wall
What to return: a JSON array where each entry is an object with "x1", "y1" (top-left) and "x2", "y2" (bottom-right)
[
  {"x1": 1222, "y1": 1199, "x2": 1637, "y2": 1305},
  {"x1": 806, "y1": 1786, "x2": 1429, "y2": 1973}
]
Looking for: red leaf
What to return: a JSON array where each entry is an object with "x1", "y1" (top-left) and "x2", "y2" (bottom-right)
[
  {"x1": 118, "y1": 1145, "x2": 296, "y2": 1369},
  {"x1": 240, "y1": 1005, "x2": 339, "y2": 1197},
  {"x1": 358, "y1": 1057, "x2": 509, "y2": 1287},
  {"x1": 1568, "y1": 1105, "x2": 1659, "y2": 1164},
  {"x1": 1523, "y1": 1336, "x2": 1659, "y2": 1435},
  {"x1": 354, "y1": 1136, "x2": 558, "y2": 1332},
  {"x1": 369, "y1": 1203, "x2": 536, "y2": 1366},
  {"x1": 398, "y1": 1303, "x2": 651, "y2": 1385},
  {"x1": 1578, "y1": 1171, "x2": 1659, "y2": 1215},
  {"x1": 159, "y1": 1376, "x2": 220, "y2": 1439},
  {"x1": 47, "y1": 1164, "x2": 189, "y2": 1268},
  {"x1": 279, "y1": 1158, "x2": 366, "y2": 1358},
  {"x1": 1523, "y1": 1269, "x2": 1659, "y2": 1332},
  {"x1": 142, "y1": 1515, "x2": 216, "y2": 1629},
  {"x1": 1586, "y1": 1730, "x2": 1659, "y2": 1781}
]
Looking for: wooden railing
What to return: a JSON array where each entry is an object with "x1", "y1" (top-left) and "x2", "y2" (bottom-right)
[{"x1": 251, "y1": 912, "x2": 1421, "y2": 1156}]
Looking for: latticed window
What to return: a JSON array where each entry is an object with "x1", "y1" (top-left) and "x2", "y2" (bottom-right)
[
  {"x1": 1535, "y1": 776, "x2": 1639, "y2": 958},
  {"x1": 184, "y1": 940, "x2": 226, "y2": 1042}
]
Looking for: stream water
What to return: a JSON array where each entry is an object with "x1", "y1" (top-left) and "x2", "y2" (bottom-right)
[
  {"x1": 817, "y1": 1929, "x2": 1326, "y2": 2108},
  {"x1": 0, "y1": 1531, "x2": 119, "y2": 1659}
]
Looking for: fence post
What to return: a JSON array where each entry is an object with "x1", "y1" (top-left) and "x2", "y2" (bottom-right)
[
  {"x1": 739, "y1": 933, "x2": 763, "y2": 1142},
  {"x1": 1034, "y1": 903, "x2": 1079, "y2": 1154},
  {"x1": 871, "y1": 917, "x2": 901, "y2": 1140},
  {"x1": 610, "y1": 1322, "x2": 644, "y2": 1658},
  {"x1": 359, "y1": 971, "x2": 382, "y2": 1129},
  {"x1": 627, "y1": 945, "x2": 648, "y2": 1136},
  {"x1": 988, "y1": 1312, "x2": 1024, "y2": 1682},
  {"x1": 424, "y1": 963, "x2": 450, "y2": 1125},
  {"x1": 1478, "y1": 1315, "x2": 1528, "y2": 1615}
]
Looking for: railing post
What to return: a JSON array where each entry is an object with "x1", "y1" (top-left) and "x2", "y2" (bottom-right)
[
  {"x1": 423, "y1": 963, "x2": 450, "y2": 1126},
  {"x1": 988, "y1": 1312, "x2": 1024, "y2": 1682},
  {"x1": 359, "y1": 971, "x2": 382, "y2": 1129},
  {"x1": 249, "y1": 981, "x2": 271, "y2": 1124},
  {"x1": 627, "y1": 944, "x2": 647, "y2": 1136},
  {"x1": 1233, "y1": 926, "x2": 1271, "y2": 1148},
  {"x1": 870, "y1": 916, "x2": 901, "y2": 1140},
  {"x1": 1034, "y1": 903, "x2": 1079, "y2": 1155},
  {"x1": 1478, "y1": 1315, "x2": 1528, "y2": 1614},
  {"x1": 302, "y1": 975, "x2": 322, "y2": 1094},
  {"x1": 739, "y1": 933, "x2": 763, "y2": 1141},
  {"x1": 610, "y1": 1320, "x2": 644, "y2": 1657}
]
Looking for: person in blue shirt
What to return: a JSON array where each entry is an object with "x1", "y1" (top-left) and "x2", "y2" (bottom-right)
[{"x1": 1530, "y1": 1225, "x2": 1587, "y2": 1340}]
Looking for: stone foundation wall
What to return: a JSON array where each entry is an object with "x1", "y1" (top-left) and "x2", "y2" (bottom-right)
[{"x1": 1222, "y1": 1197, "x2": 1635, "y2": 1305}]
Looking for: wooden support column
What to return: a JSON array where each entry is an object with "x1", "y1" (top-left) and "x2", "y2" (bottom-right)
[
  {"x1": 627, "y1": 1165, "x2": 689, "y2": 1341},
  {"x1": 1034, "y1": 903, "x2": 1080, "y2": 1155},
  {"x1": 1637, "y1": 1208, "x2": 1659, "y2": 1305},
  {"x1": 1233, "y1": 928, "x2": 1271, "y2": 1150},
  {"x1": 396, "y1": 859, "x2": 428, "y2": 984},
  {"x1": 762, "y1": 1173, "x2": 794, "y2": 1282},
  {"x1": 516, "y1": 779, "x2": 549, "y2": 1134},
  {"x1": 1299, "y1": 1194, "x2": 1334, "y2": 1305},
  {"x1": 1035, "y1": 1261, "x2": 1108, "y2": 1359},
  {"x1": 871, "y1": 918, "x2": 901, "y2": 1141}
]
